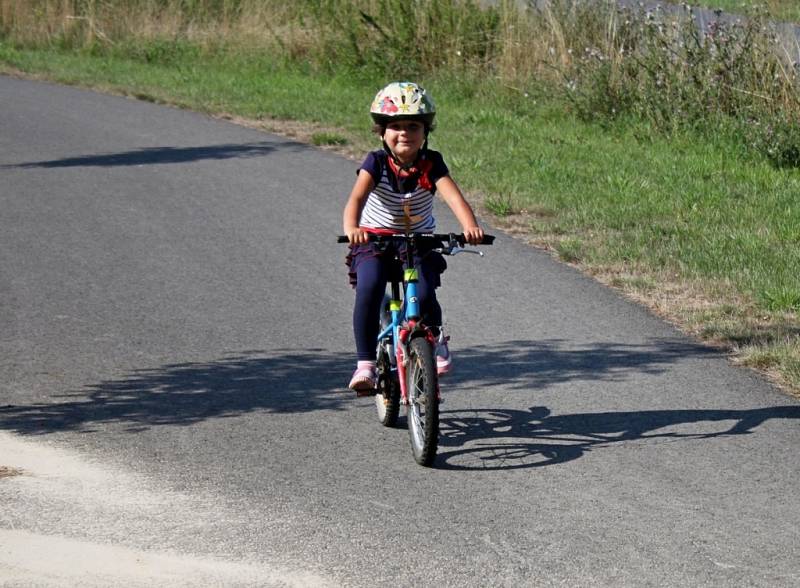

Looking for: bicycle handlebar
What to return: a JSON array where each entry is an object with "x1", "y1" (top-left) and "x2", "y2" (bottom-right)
[{"x1": 336, "y1": 232, "x2": 495, "y2": 245}]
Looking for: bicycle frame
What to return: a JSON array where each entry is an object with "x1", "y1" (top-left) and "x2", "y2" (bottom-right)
[{"x1": 376, "y1": 241, "x2": 437, "y2": 404}]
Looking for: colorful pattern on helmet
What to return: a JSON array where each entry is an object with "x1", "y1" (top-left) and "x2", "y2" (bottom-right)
[{"x1": 370, "y1": 82, "x2": 436, "y2": 120}]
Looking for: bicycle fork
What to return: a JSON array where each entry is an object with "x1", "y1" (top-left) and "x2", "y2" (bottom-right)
[{"x1": 377, "y1": 267, "x2": 441, "y2": 405}]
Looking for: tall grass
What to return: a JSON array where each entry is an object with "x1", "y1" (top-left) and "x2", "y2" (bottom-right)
[
  {"x1": 560, "y1": 3, "x2": 800, "y2": 166},
  {"x1": 3, "y1": 0, "x2": 799, "y2": 165},
  {"x1": 666, "y1": 0, "x2": 800, "y2": 23}
]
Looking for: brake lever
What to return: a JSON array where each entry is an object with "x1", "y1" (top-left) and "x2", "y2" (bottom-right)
[
  {"x1": 434, "y1": 234, "x2": 486, "y2": 256},
  {"x1": 452, "y1": 247, "x2": 485, "y2": 257},
  {"x1": 434, "y1": 246, "x2": 485, "y2": 257}
]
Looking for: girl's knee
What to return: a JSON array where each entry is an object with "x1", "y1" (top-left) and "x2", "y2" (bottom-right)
[
  {"x1": 355, "y1": 259, "x2": 386, "y2": 297},
  {"x1": 355, "y1": 276, "x2": 386, "y2": 303}
]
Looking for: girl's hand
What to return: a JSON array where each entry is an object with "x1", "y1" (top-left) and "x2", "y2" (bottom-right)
[
  {"x1": 463, "y1": 226, "x2": 484, "y2": 245},
  {"x1": 346, "y1": 227, "x2": 370, "y2": 245}
]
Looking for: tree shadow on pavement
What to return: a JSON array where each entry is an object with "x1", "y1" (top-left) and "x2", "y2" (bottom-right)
[
  {"x1": 449, "y1": 337, "x2": 716, "y2": 390},
  {"x1": 0, "y1": 349, "x2": 351, "y2": 435},
  {"x1": 4, "y1": 140, "x2": 305, "y2": 169},
  {"x1": 2, "y1": 339, "x2": 796, "y2": 444}
]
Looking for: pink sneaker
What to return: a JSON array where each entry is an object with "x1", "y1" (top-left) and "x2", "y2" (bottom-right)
[
  {"x1": 436, "y1": 333, "x2": 452, "y2": 376},
  {"x1": 348, "y1": 363, "x2": 377, "y2": 395}
]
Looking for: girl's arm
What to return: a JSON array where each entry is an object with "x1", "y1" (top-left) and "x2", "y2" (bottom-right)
[
  {"x1": 436, "y1": 175, "x2": 485, "y2": 245},
  {"x1": 343, "y1": 169, "x2": 376, "y2": 244}
]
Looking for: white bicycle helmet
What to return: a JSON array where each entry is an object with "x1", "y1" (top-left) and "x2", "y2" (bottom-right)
[{"x1": 370, "y1": 82, "x2": 436, "y2": 130}]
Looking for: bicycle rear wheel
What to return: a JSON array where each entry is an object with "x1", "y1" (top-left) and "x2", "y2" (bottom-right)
[
  {"x1": 406, "y1": 336, "x2": 439, "y2": 466},
  {"x1": 375, "y1": 342, "x2": 400, "y2": 427}
]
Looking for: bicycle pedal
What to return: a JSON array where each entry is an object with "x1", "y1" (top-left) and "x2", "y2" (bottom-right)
[{"x1": 356, "y1": 388, "x2": 377, "y2": 398}]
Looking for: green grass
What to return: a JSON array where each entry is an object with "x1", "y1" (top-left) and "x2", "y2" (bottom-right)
[
  {"x1": 1, "y1": 41, "x2": 799, "y2": 395},
  {"x1": 311, "y1": 132, "x2": 348, "y2": 147}
]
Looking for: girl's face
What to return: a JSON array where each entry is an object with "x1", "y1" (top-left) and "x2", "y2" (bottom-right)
[{"x1": 383, "y1": 120, "x2": 425, "y2": 164}]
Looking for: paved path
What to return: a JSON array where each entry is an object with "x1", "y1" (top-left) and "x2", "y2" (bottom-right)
[{"x1": 1, "y1": 75, "x2": 799, "y2": 586}]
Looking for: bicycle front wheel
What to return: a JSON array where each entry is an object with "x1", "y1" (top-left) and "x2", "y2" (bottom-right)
[{"x1": 406, "y1": 336, "x2": 439, "y2": 466}]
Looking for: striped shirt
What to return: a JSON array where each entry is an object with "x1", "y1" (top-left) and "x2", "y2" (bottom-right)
[{"x1": 358, "y1": 150, "x2": 449, "y2": 232}]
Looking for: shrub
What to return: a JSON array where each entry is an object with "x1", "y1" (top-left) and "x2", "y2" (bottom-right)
[
  {"x1": 556, "y1": 2, "x2": 800, "y2": 166},
  {"x1": 744, "y1": 111, "x2": 800, "y2": 168}
]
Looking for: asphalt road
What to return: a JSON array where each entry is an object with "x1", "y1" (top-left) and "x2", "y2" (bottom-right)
[{"x1": 1, "y1": 75, "x2": 799, "y2": 587}]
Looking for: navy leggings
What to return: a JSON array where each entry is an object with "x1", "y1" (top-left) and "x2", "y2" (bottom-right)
[{"x1": 352, "y1": 249, "x2": 444, "y2": 361}]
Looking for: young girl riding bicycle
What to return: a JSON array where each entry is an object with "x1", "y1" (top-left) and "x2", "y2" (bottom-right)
[{"x1": 343, "y1": 81, "x2": 484, "y2": 392}]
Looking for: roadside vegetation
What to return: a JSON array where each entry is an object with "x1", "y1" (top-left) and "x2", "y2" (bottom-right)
[
  {"x1": 667, "y1": 0, "x2": 800, "y2": 23},
  {"x1": 1, "y1": 0, "x2": 799, "y2": 394}
]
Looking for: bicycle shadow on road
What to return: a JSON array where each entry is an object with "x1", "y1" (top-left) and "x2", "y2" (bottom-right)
[
  {"x1": 434, "y1": 338, "x2": 800, "y2": 470},
  {"x1": 436, "y1": 404, "x2": 800, "y2": 471},
  {"x1": 3, "y1": 140, "x2": 306, "y2": 169},
  {"x1": 0, "y1": 349, "x2": 351, "y2": 435}
]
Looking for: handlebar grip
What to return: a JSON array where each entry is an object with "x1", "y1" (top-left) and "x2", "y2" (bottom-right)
[
  {"x1": 336, "y1": 236, "x2": 350, "y2": 243},
  {"x1": 451, "y1": 234, "x2": 495, "y2": 245}
]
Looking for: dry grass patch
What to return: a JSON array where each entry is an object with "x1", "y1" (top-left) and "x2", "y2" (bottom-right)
[{"x1": 486, "y1": 208, "x2": 800, "y2": 397}]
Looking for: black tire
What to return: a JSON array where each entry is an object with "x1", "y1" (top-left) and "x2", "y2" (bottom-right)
[
  {"x1": 375, "y1": 328, "x2": 400, "y2": 427},
  {"x1": 375, "y1": 344, "x2": 400, "y2": 427},
  {"x1": 406, "y1": 336, "x2": 439, "y2": 466}
]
